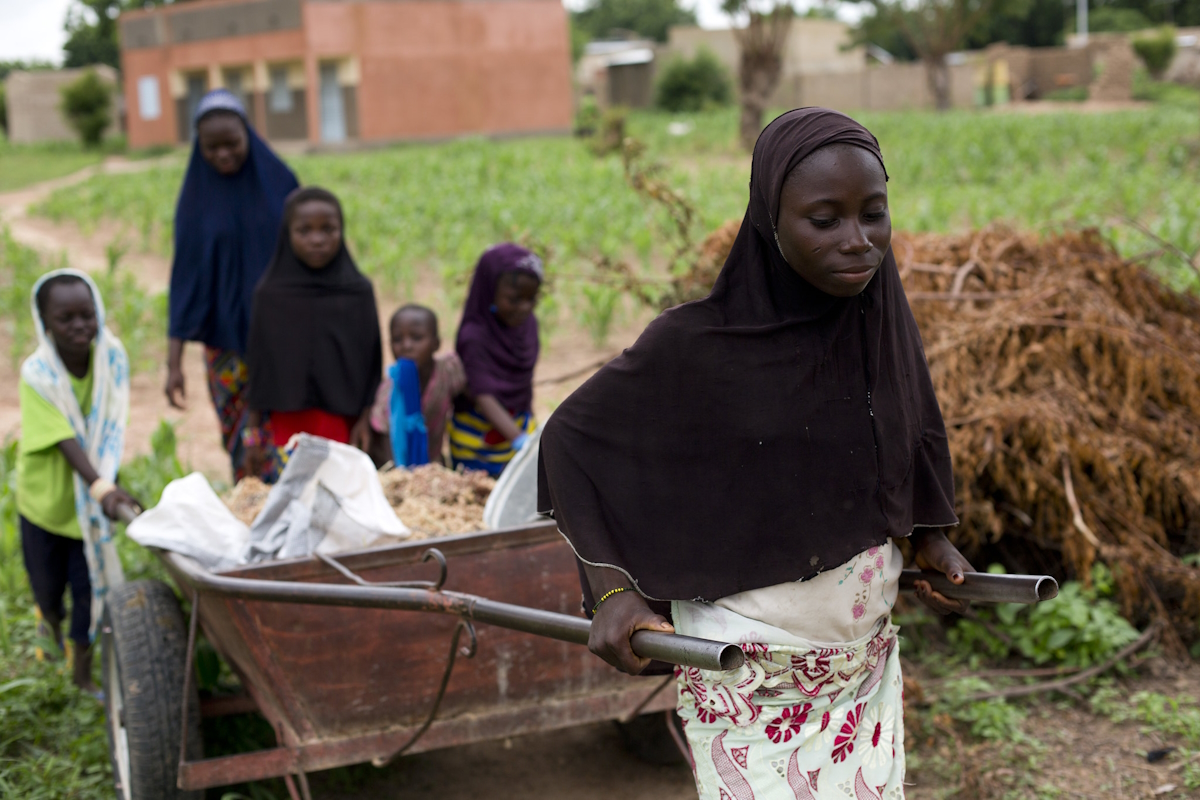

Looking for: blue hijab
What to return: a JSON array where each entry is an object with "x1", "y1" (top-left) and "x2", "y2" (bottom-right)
[
  {"x1": 168, "y1": 89, "x2": 299, "y2": 354},
  {"x1": 388, "y1": 359, "x2": 430, "y2": 468}
]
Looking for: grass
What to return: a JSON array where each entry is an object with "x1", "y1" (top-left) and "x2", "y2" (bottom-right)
[
  {"x1": 0, "y1": 138, "x2": 107, "y2": 194},
  {"x1": 0, "y1": 132, "x2": 179, "y2": 194},
  {"x1": 29, "y1": 104, "x2": 1200, "y2": 301}
]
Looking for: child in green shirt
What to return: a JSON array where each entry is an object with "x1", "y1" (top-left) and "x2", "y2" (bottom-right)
[{"x1": 18, "y1": 270, "x2": 137, "y2": 693}]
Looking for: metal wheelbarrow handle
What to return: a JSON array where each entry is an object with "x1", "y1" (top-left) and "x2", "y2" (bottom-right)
[{"x1": 899, "y1": 569, "x2": 1059, "y2": 604}]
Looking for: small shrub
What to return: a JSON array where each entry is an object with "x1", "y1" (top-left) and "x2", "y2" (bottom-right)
[
  {"x1": 580, "y1": 282, "x2": 622, "y2": 346},
  {"x1": 1133, "y1": 28, "x2": 1178, "y2": 80},
  {"x1": 948, "y1": 564, "x2": 1141, "y2": 669},
  {"x1": 59, "y1": 69, "x2": 113, "y2": 148},
  {"x1": 587, "y1": 106, "x2": 628, "y2": 156},
  {"x1": 574, "y1": 95, "x2": 601, "y2": 138},
  {"x1": 939, "y1": 677, "x2": 1031, "y2": 741},
  {"x1": 655, "y1": 47, "x2": 732, "y2": 113}
]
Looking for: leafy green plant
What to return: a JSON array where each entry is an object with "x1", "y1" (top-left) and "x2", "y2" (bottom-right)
[
  {"x1": 655, "y1": 47, "x2": 733, "y2": 112},
  {"x1": 59, "y1": 69, "x2": 113, "y2": 148},
  {"x1": 579, "y1": 282, "x2": 622, "y2": 346},
  {"x1": 1091, "y1": 687, "x2": 1200, "y2": 746},
  {"x1": 589, "y1": 106, "x2": 629, "y2": 156},
  {"x1": 119, "y1": 420, "x2": 186, "y2": 513},
  {"x1": 1091, "y1": 685, "x2": 1200, "y2": 785},
  {"x1": 933, "y1": 676, "x2": 1031, "y2": 742},
  {"x1": 1133, "y1": 28, "x2": 1178, "y2": 80},
  {"x1": 574, "y1": 95, "x2": 602, "y2": 137},
  {"x1": 948, "y1": 565, "x2": 1140, "y2": 668}
]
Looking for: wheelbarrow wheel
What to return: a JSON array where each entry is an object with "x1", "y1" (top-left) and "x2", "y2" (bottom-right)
[{"x1": 102, "y1": 580, "x2": 203, "y2": 800}]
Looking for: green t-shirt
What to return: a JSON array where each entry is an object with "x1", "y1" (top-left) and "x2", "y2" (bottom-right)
[{"x1": 17, "y1": 364, "x2": 93, "y2": 540}]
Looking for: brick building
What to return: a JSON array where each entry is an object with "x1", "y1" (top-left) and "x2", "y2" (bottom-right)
[{"x1": 119, "y1": 0, "x2": 573, "y2": 149}]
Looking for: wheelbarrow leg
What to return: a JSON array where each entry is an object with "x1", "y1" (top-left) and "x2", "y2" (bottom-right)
[
  {"x1": 274, "y1": 720, "x2": 313, "y2": 800},
  {"x1": 283, "y1": 771, "x2": 313, "y2": 800},
  {"x1": 178, "y1": 592, "x2": 200, "y2": 786}
]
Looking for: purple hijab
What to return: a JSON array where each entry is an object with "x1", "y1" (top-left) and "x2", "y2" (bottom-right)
[{"x1": 455, "y1": 243, "x2": 543, "y2": 413}]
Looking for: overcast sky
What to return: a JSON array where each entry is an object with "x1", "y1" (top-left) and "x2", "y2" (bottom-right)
[
  {"x1": 0, "y1": 0, "x2": 855, "y2": 64},
  {"x1": 0, "y1": 0, "x2": 74, "y2": 64}
]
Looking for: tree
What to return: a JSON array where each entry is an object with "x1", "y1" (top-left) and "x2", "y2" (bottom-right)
[
  {"x1": 63, "y1": 0, "x2": 123, "y2": 69},
  {"x1": 60, "y1": 68, "x2": 114, "y2": 146},
  {"x1": 655, "y1": 47, "x2": 734, "y2": 111},
  {"x1": 1088, "y1": 8, "x2": 1154, "y2": 32},
  {"x1": 861, "y1": 0, "x2": 998, "y2": 110},
  {"x1": 571, "y1": 0, "x2": 697, "y2": 43},
  {"x1": 724, "y1": 0, "x2": 794, "y2": 151},
  {"x1": 62, "y1": 0, "x2": 177, "y2": 69}
]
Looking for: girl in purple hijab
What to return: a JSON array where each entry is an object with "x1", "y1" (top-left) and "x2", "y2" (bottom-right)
[{"x1": 449, "y1": 243, "x2": 543, "y2": 476}]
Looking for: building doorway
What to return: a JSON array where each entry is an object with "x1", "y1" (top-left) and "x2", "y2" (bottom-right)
[
  {"x1": 319, "y1": 62, "x2": 346, "y2": 143},
  {"x1": 178, "y1": 71, "x2": 209, "y2": 141}
]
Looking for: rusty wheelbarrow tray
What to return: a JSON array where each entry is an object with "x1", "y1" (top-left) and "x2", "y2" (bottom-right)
[
  {"x1": 101, "y1": 519, "x2": 739, "y2": 800},
  {"x1": 102, "y1": 509, "x2": 1059, "y2": 800}
]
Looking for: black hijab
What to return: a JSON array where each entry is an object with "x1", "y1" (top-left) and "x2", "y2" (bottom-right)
[
  {"x1": 246, "y1": 187, "x2": 382, "y2": 417},
  {"x1": 537, "y1": 108, "x2": 958, "y2": 603}
]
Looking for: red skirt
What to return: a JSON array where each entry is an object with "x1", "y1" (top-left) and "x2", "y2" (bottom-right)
[{"x1": 270, "y1": 409, "x2": 355, "y2": 446}]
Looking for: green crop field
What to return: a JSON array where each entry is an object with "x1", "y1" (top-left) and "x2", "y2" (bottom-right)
[
  {"x1": 31, "y1": 105, "x2": 1200, "y2": 299},
  {"x1": 0, "y1": 139, "x2": 104, "y2": 193}
]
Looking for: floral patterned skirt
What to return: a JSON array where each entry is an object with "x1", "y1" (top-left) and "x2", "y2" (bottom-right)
[
  {"x1": 676, "y1": 621, "x2": 904, "y2": 800},
  {"x1": 204, "y1": 347, "x2": 282, "y2": 483}
]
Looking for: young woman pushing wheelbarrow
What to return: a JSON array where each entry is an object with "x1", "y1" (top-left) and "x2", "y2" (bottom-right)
[{"x1": 539, "y1": 107, "x2": 975, "y2": 799}]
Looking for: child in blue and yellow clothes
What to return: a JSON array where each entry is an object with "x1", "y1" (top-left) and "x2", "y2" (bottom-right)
[{"x1": 17, "y1": 270, "x2": 137, "y2": 693}]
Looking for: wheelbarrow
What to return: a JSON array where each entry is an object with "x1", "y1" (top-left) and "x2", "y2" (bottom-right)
[{"x1": 103, "y1": 505, "x2": 1056, "y2": 800}]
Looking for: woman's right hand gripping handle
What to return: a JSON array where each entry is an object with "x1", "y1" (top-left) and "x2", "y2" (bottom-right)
[
  {"x1": 165, "y1": 337, "x2": 187, "y2": 409},
  {"x1": 583, "y1": 563, "x2": 674, "y2": 675}
]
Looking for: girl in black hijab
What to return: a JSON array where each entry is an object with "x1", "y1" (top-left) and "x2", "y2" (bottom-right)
[
  {"x1": 538, "y1": 109, "x2": 973, "y2": 797},
  {"x1": 244, "y1": 187, "x2": 382, "y2": 476}
]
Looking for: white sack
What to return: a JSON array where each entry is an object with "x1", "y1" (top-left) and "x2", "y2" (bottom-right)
[
  {"x1": 244, "y1": 434, "x2": 409, "y2": 563},
  {"x1": 483, "y1": 415, "x2": 548, "y2": 530},
  {"x1": 127, "y1": 472, "x2": 250, "y2": 571}
]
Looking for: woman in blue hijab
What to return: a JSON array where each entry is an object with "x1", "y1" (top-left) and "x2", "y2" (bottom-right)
[{"x1": 164, "y1": 89, "x2": 299, "y2": 481}]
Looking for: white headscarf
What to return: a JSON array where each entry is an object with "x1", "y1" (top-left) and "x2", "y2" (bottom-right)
[{"x1": 20, "y1": 269, "x2": 129, "y2": 639}]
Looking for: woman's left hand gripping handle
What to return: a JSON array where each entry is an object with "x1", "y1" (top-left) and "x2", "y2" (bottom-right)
[
  {"x1": 911, "y1": 529, "x2": 975, "y2": 615},
  {"x1": 588, "y1": 583, "x2": 675, "y2": 675}
]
